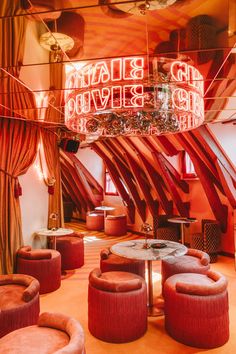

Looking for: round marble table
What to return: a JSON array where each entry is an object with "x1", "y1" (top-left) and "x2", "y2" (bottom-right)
[
  {"x1": 168, "y1": 217, "x2": 197, "y2": 244},
  {"x1": 36, "y1": 228, "x2": 74, "y2": 249},
  {"x1": 111, "y1": 239, "x2": 187, "y2": 316},
  {"x1": 95, "y1": 206, "x2": 115, "y2": 218}
]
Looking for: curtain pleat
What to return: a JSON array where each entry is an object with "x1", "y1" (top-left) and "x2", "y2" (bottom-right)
[{"x1": 0, "y1": 119, "x2": 40, "y2": 274}]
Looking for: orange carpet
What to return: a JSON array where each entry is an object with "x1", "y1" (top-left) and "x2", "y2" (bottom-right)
[{"x1": 40, "y1": 221, "x2": 236, "y2": 353}]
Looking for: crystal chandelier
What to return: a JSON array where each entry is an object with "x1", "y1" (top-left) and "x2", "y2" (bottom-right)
[{"x1": 64, "y1": 56, "x2": 204, "y2": 137}]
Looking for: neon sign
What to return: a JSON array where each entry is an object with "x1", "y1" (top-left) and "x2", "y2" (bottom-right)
[{"x1": 65, "y1": 56, "x2": 204, "y2": 136}]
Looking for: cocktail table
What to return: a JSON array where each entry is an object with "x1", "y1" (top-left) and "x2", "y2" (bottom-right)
[
  {"x1": 36, "y1": 228, "x2": 74, "y2": 249},
  {"x1": 111, "y1": 239, "x2": 187, "y2": 316},
  {"x1": 168, "y1": 217, "x2": 197, "y2": 244}
]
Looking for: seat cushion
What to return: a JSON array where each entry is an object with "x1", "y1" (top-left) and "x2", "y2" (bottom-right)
[
  {"x1": 0, "y1": 284, "x2": 25, "y2": 310},
  {"x1": 0, "y1": 326, "x2": 69, "y2": 354}
]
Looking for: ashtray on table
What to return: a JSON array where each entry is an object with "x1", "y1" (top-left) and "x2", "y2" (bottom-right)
[{"x1": 151, "y1": 243, "x2": 167, "y2": 249}]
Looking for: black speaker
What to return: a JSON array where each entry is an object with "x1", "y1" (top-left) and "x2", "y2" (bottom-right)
[{"x1": 59, "y1": 139, "x2": 80, "y2": 153}]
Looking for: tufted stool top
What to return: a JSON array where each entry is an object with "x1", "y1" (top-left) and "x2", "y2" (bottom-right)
[
  {"x1": 89, "y1": 268, "x2": 143, "y2": 292},
  {"x1": 0, "y1": 274, "x2": 39, "y2": 310},
  {"x1": 17, "y1": 246, "x2": 59, "y2": 260},
  {"x1": 0, "y1": 312, "x2": 85, "y2": 354}
]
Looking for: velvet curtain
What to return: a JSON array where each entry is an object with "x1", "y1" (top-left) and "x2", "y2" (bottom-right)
[
  {"x1": 42, "y1": 61, "x2": 65, "y2": 228},
  {"x1": 40, "y1": 129, "x2": 64, "y2": 229},
  {"x1": 0, "y1": 119, "x2": 40, "y2": 274}
]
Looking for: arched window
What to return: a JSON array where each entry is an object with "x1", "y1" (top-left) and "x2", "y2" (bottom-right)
[
  {"x1": 105, "y1": 168, "x2": 118, "y2": 195},
  {"x1": 181, "y1": 151, "x2": 197, "y2": 179}
]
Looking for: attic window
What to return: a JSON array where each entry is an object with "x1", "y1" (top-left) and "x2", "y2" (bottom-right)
[
  {"x1": 105, "y1": 169, "x2": 118, "y2": 195},
  {"x1": 181, "y1": 151, "x2": 197, "y2": 179}
]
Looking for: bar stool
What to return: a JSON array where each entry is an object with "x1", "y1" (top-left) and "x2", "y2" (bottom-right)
[
  {"x1": 164, "y1": 270, "x2": 229, "y2": 348},
  {"x1": 0, "y1": 312, "x2": 85, "y2": 353},
  {"x1": 0, "y1": 274, "x2": 40, "y2": 338},
  {"x1": 16, "y1": 246, "x2": 61, "y2": 294},
  {"x1": 161, "y1": 248, "x2": 210, "y2": 289},
  {"x1": 56, "y1": 233, "x2": 84, "y2": 271},
  {"x1": 88, "y1": 268, "x2": 147, "y2": 343},
  {"x1": 104, "y1": 215, "x2": 127, "y2": 236},
  {"x1": 100, "y1": 248, "x2": 145, "y2": 278}
]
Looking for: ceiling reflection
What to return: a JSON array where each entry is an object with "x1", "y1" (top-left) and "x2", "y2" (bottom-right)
[{"x1": 0, "y1": 0, "x2": 236, "y2": 130}]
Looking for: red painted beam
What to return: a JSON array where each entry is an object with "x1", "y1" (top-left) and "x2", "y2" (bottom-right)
[
  {"x1": 63, "y1": 151, "x2": 104, "y2": 194},
  {"x1": 152, "y1": 151, "x2": 190, "y2": 217},
  {"x1": 92, "y1": 143, "x2": 136, "y2": 223},
  {"x1": 175, "y1": 134, "x2": 228, "y2": 232},
  {"x1": 124, "y1": 151, "x2": 159, "y2": 217},
  {"x1": 123, "y1": 137, "x2": 173, "y2": 214},
  {"x1": 215, "y1": 159, "x2": 236, "y2": 209},
  {"x1": 183, "y1": 131, "x2": 226, "y2": 196},
  {"x1": 196, "y1": 126, "x2": 236, "y2": 182}
]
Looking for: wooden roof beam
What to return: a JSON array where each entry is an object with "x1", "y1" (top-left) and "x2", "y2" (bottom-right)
[
  {"x1": 152, "y1": 151, "x2": 190, "y2": 217},
  {"x1": 175, "y1": 134, "x2": 228, "y2": 232}
]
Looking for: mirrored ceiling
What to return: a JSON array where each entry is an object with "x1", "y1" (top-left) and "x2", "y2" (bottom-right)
[{"x1": 0, "y1": 0, "x2": 236, "y2": 133}]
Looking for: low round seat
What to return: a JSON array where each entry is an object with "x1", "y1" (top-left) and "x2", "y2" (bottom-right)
[
  {"x1": 100, "y1": 248, "x2": 145, "y2": 278},
  {"x1": 0, "y1": 312, "x2": 85, "y2": 354},
  {"x1": 86, "y1": 211, "x2": 104, "y2": 231},
  {"x1": 164, "y1": 270, "x2": 229, "y2": 348},
  {"x1": 56, "y1": 233, "x2": 84, "y2": 270},
  {"x1": 88, "y1": 268, "x2": 147, "y2": 343},
  {"x1": 161, "y1": 248, "x2": 210, "y2": 289},
  {"x1": 0, "y1": 274, "x2": 40, "y2": 338},
  {"x1": 16, "y1": 246, "x2": 61, "y2": 294},
  {"x1": 104, "y1": 215, "x2": 127, "y2": 236}
]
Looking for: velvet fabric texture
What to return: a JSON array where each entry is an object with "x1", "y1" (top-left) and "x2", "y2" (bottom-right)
[
  {"x1": 0, "y1": 274, "x2": 40, "y2": 338},
  {"x1": 88, "y1": 268, "x2": 147, "y2": 343},
  {"x1": 104, "y1": 215, "x2": 127, "y2": 236},
  {"x1": 163, "y1": 271, "x2": 229, "y2": 348},
  {"x1": 161, "y1": 248, "x2": 210, "y2": 288},
  {"x1": 100, "y1": 248, "x2": 145, "y2": 278},
  {"x1": 56, "y1": 233, "x2": 84, "y2": 270},
  {"x1": 86, "y1": 212, "x2": 104, "y2": 231},
  {"x1": 0, "y1": 312, "x2": 85, "y2": 353},
  {"x1": 16, "y1": 247, "x2": 61, "y2": 294}
]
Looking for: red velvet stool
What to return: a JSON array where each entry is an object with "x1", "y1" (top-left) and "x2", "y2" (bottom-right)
[
  {"x1": 88, "y1": 268, "x2": 147, "y2": 343},
  {"x1": 0, "y1": 312, "x2": 85, "y2": 354},
  {"x1": 100, "y1": 248, "x2": 145, "y2": 278},
  {"x1": 104, "y1": 215, "x2": 127, "y2": 236},
  {"x1": 0, "y1": 274, "x2": 40, "y2": 338},
  {"x1": 16, "y1": 246, "x2": 61, "y2": 294},
  {"x1": 86, "y1": 211, "x2": 104, "y2": 231},
  {"x1": 163, "y1": 270, "x2": 229, "y2": 348},
  {"x1": 161, "y1": 248, "x2": 210, "y2": 289},
  {"x1": 56, "y1": 233, "x2": 84, "y2": 271}
]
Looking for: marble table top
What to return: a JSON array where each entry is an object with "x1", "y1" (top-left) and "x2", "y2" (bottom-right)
[
  {"x1": 111, "y1": 239, "x2": 187, "y2": 261},
  {"x1": 168, "y1": 217, "x2": 197, "y2": 224},
  {"x1": 95, "y1": 206, "x2": 115, "y2": 211},
  {"x1": 36, "y1": 228, "x2": 74, "y2": 237}
]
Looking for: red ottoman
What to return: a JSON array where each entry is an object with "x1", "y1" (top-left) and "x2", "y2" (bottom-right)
[
  {"x1": 16, "y1": 246, "x2": 61, "y2": 294},
  {"x1": 88, "y1": 268, "x2": 147, "y2": 343},
  {"x1": 100, "y1": 248, "x2": 145, "y2": 278},
  {"x1": 164, "y1": 270, "x2": 229, "y2": 348},
  {"x1": 161, "y1": 248, "x2": 210, "y2": 289},
  {"x1": 0, "y1": 312, "x2": 85, "y2": 353},
  {"x1": 0, "y1": 274, "x2": 40, "y2": 338},
  {"x1": 56, "y1": 233, "x2": 84, "y2": 271},
  {"x1": 86, "y1": 211, "x2": 104, "y2": 231},
  {"x1": 104, "y1": 215, "x2": 127, "y2": 236}
]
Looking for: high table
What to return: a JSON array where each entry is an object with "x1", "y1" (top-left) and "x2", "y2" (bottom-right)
[
  {"x1": 36, "y1": 228, "x2": 74, "y2": 249},
  {"x1": 168, "y1": 217, "x2": 197, "y2": 244},
  {"x1": 111, "y1": 239, "x2": 187, "y2": 316},
  {"x1": 95, "y1": 206, "x2": 115, "y2": 218}
]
